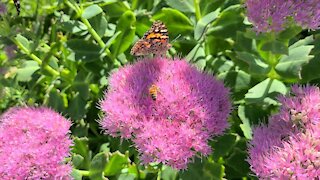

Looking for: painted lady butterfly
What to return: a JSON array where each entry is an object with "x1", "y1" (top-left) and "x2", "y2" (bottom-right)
[{"x1": 130, "y1": 20, "x2": 171, "y2": 56}]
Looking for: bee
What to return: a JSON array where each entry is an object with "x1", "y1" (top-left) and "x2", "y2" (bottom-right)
[
  {"x1": 149, "y1": 84, "x2": 159, "y2": 101},
  {"x1": 13, "y1": 0, "x2": 20, "y2": 15}
]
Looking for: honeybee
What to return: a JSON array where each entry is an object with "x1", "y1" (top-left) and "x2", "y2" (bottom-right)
[{"x1": 149, "y1": 84, "x2": 159, "y2": 101}]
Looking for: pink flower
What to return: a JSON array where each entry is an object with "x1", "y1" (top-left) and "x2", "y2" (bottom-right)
[
  {"x1": 248, "y1": 85, "x2": 320, "y2": 179},
  {"x1": 245, "y1": 0, "x2": 320, "y2": 32},
  {"x1": 0, "y1": 3, "x2": 6, "y2": 15},
  {"x1": 99, "y1": 57, "x2": 231, "y2": 169},
  {"x1": 0, "y1": 107, "x2": 73, "y2": 179},
  {"x1": 4, "y1": 45, "x2": 16, "y2": 60}
]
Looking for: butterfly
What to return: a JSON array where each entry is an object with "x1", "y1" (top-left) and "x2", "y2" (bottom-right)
[
  {"x1": 13, "y1": 0, "x2": 20, "y2": 15},
  {"x1": 130, "y1": 20, "x2": 171, "y2": 56}
]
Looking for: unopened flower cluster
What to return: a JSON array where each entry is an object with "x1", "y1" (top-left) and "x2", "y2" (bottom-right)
[
  {"x1": 99, "y1": 57, "x2": 231, "y2": 169},
  {"x1": 248, "y1": 85, "x2": 320, "y2": 179},
  {"x1": 246, "y1": 0, "x2": 320, "y2": 32},
  {"x1": 0, "y1": 107, "x2": 72, "y2": 179}
]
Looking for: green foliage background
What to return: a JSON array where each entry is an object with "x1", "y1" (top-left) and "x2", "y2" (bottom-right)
[{"x1": 0, "y1": 0, "x2": 319, "y2": 179}]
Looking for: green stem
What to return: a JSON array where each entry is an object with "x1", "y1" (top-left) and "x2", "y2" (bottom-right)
[
  {"x1": 76, "y1": 169, "x2": 90, "y2": 176},
  {"x1": 156, "y1": 164, "x2": 163, "y2": 180},
  {"x1": 194, "y1": 0, "x2": 201, "y2": 21},
  {"x1": 65, "y1": 0, "x2": 120, "y2": 66},
  {"x1": 64, "y1": 0, "x2": 81, "y2": 14},
  {"x1": 14, "y1": 39, "x2": 59, "y2": 77}
]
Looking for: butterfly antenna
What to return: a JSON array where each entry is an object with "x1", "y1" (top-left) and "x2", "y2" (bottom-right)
[{"x1": 171, "y1": 34, "x2": 181, "y2": 44}]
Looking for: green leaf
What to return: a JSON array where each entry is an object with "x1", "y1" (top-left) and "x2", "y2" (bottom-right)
[
  {"x1": 102, "y1": 1, "x2": 130, "y2": 18},
  {"x1": 99, "y1": 143, "x2": 111, "y2": 153},
  {"x1": 15, "y1": 34, "x2": 31, "y2": 52},
  {"x1": 111, "y1": 10, "x2": 136, "y2": 56},
  {"x1": 118, "y1": 174, "x2": 136, "y2": 180},
  {"x1": 73, "y1": 83, "x2": 89, "y2": 100},
  {"x1": 89, "y1": 13, "x2": 109, "y2": 38},
  {"x1": 164, "y1": 0, "x2": 195, "y2": 13},
  {"x1": 301, "y1": 36, "x2": 320, "y2": 81},
  {"x1": 82, "y1": 4, "x2": 103, "y2": 19},
  {"x1": 126, "y1": 164, "x2": 147, "y2": 179},
  {"x1": 186, "y1": 43, "x2": 207, "y2": 70},
  {"x1": 48, "y1": 89, "x2": 65, "y2": 112},
  {"x1": 207, "y1": 55, "x2": 234, "y2": 74},
  {"x1": 218, "y1": 70, "x2": 252, "y2": 92},
  {"x1": 225, "y1": 149, "x2": 250, "y2": 178},
  {"x1": 67, "y1": 93, "x2": 87, "y2": 120},
  {"x1": 71, "y1": 169, "x2": 83, "y2": 180},
  {"x1": 89, "y1": 152, "x2": 108, "y2": 180},
  {"x1": 153, "y1": 8, "x2": 193, "y2": 36},
  {"x1": 234, "y1": 31, "x2": 257, "y2": 53},
  {"x1": 212, "y1": 134, "x2": 237, "y2": 160},
  {"x1": 72, "y1": 137, "x2": 91, "y2": 169},
  {"x1": 59, "y1": 20, "x2": 88, "y2": 35},
  {"x1": 261, "y1": 40, "x2": 288, "y2": 55},
  {"x1": 101, "y1": 31, "x2": 121, "y2": 53},
  {"x1": 162, "y1": 166, "x2": 179, "y2": 180},
  {"x1": 278, "y1": 26, "x2": 302, "y2": 41},
  {"x1": 199, "y1": 0, "x2": 224, "y2": 16},
  {"x1": 72, "y1": 154, "x2": 84, "y2": 168},
  {"x1": 275, "y1": 39, "x2": 314, "y2": 79},
  {"x1": 16, "y1": 61, "x2": 40, "y2": 82},
  {"x1": 194, "y1": 9, "x2": 220, "y2": 40},
  {"x1": 238, "y1": 105, "x2": 253, "y2": 139},
  {"x1": 245, "y1": 78, "x2": 287, "y2": 105},
  {"x1": 186, "y1": 43, "x2": 205, "y2": 62},
  {"x1": 205, "y1": 36, "x2": 232, "y2": 55},
  {"x1": 236, "y1": 52, "x2": 270, "y2": 75},
  {"x1": 0, "y1": 19, "x2": 11, "y2": 36},
  {"x1": 104, "y1": 151, "x2": 131, "y2": 176},
  {"x1": 208, "y1": 5, "x2": 245, "y2": 39},
  {"x1": 180, "y1": 158, "x2": 225, "y2": 180},
  {"x1": 66, "y1": 39, "x2": 101, "y2": 62}
]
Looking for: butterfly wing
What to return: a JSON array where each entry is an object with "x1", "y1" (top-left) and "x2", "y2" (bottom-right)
[{"x1": 130, "y1": 20, "x2": 171, "y2": 56}]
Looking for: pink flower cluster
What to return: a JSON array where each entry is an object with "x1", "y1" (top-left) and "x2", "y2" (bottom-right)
[
  {"x1": 99, "y1": 57, "x2": 231, "y2": 169},
  {"x1": 246, "y1": 0, "x2": 320, "y2": 32},
  {"x1": 248, "y1": 85, "x2": 320, "y2": 179},
  {"x1": 0, "y1": 107, "x2": 73, "y2": 179}
]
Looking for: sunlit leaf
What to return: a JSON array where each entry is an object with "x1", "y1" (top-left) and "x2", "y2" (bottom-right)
[
  {"x1": 245, "y1": 78, "x2": 287, "y2": 105},
  {"x1": 66, "y1": 39, "x2": 101, "y2": 62},
  {"x1": 275, "y1": 37, "x2": 314, "y2": 79},
  {"x1": 82, "y1": 5, "x2": 103, "y2": 19},
  {"x1": 89, "y1": 152, "x2": 108, "y2": 180},
  {"x1": 16, "y1": 61, "x2": 39, "y2": 82},
  {"x1": 111, "y1": 10, "x2": 136, "y2": 56},
  {"x1": 153, "y1": 8, "x2": 193, "y2": 36},
  {"x1": 194, "y1": 9, "x2": 220, "y2": 40},
  {"x1": 164, "y1": 0, "x2": 195, "y2": 13}
]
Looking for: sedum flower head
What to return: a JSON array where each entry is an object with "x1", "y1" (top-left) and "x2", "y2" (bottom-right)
[
  {"x1": 4, "y1": 45, "x2": 16, "y2": 60},
  {"x1": 246, "y1": 0, "x2": 320, "y2": 32},
  {"x1": 0, "y1": 3, "x2": 6, "y2": 15},
  {"x1": 0, "y1": 107, "x2": 73, "y2": 179},
  {"x1": 248, "y1": 85, "x2": 320, "y2": 179},
  {"x1": 99, "y1": 57, "x2": 231, "y2": 169}
]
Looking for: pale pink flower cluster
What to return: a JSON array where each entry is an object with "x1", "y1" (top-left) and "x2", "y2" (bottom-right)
[
  {"x1": 248, "y1": 85, "x2": 320, "y2": 179},
  {"x1": 0, "y1": 107, "x2": 73, "y2": 179},
  {"x1": 246, "y1": 0, "x2": 320, "y2": 32},
  {"x1": 99, "y1": 57, "x2": 231, "y2": 169}
]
